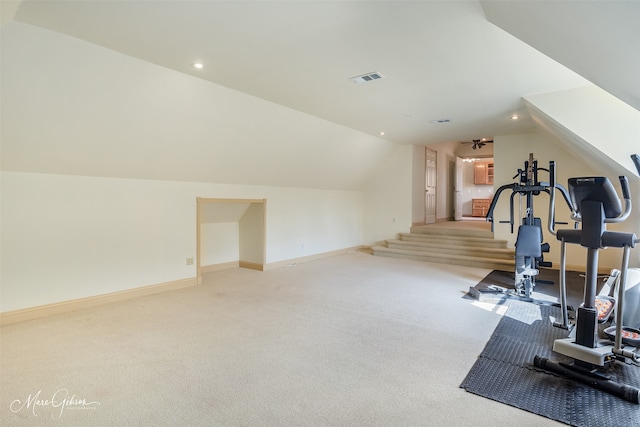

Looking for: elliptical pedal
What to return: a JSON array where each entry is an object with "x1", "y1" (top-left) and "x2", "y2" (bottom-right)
[{"x1": 596, "y1": 295, "x2": 616, "y2": 323}]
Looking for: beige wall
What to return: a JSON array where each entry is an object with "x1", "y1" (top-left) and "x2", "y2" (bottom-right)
[
  {"x1": 201, "y1": 222, "x2": 240, "y2": 266},
  {"x1": 239, "y1": 203, "x2": 265, "y2": 265},
  {"x1": 363, "y1": 145, "x2": 413, "y2": 245},
  {"x1": 0, "y1": 172, "x2": 365, "y2": 312}
]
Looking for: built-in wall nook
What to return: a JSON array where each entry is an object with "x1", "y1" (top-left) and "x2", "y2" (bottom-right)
[{"x1": 196, "y1": 198, "x2": 266, "y2": 284}]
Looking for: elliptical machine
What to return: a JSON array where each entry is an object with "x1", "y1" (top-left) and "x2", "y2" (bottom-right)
[{"x1": 534, "y1": 155, "x2": 640, "y2": 403}]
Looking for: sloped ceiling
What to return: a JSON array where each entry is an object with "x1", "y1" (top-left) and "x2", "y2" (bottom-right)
[
  {"x1": 2, "y1": 1, "x2": 638, "y2": 190},
  {"x1": 7, "y1": 0, "x2": 593, "y2": 145},
  {"x1": 201, "y1": 202, "x2": 252, "y2": 224},
  {"x1": 524, "y1": 86, "x2": 640, "y2": 180},
  {"x1": 482, "y1": 0, "x2": 640, "y2": 112},
  {"x1": 1, "y1": 21, "x2": 398, "y2": 190},
  {"x1": 482, "y1": 1, "x2": 640, "y2": 180}
]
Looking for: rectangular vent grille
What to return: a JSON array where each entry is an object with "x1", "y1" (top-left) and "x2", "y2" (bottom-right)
[
  {"x1": 430, "y1": 118, "x2": 453, "y2": 124},
  {"x1": 350, "y1": 72, "x2": 384, "y2": 84}
]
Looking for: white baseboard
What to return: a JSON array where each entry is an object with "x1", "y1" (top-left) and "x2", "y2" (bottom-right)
[
  {"x1": 201, "y1": 261, "x2": 263, "y2": 272},
  {"x1": 264, "y1": 246, "x2": 364, "y2": 270},
  {"x1": 1, "y1": 246, "x2": 362, "y2": 326},
  {"x1": 202, "y1": 247, "x2": 365, "y2": 272},
  {"x1": 239, "y1": 261, "x2": 264, "y2": 271},
  {"x1": 0, "y1": 277, "x2": 197, "y2": 326},
  {"x1": 201, "y1": 261, "x2": 239, "y2": 273}
]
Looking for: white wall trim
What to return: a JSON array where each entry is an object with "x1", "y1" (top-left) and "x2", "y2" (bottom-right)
[
  {"x1": 201, "y1": 261, "x2": 240, "y2": 273},
  {"x1": 0, "y1": 247, "x2": 364, "y2": 325},
  {"x1": 0, "y1": 277, "x2": 196, "y2": 326},
  {"x1": 264, "y1": 246, "x2": 364, "y2": 270},
  {"x1": 239, "y1": 261, "x2": 265, "y2": 271}
]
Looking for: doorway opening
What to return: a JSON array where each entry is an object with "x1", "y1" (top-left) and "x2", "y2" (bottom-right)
[
  {"x1": 454, "y1": 157, "x2": 495, "y2": 221},
  {"x1": 425, "y1": 148, "x2": 437, "y2": 224}
]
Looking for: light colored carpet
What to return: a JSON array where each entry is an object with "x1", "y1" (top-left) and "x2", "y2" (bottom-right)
[{"x1": 0, "y1": 252, "x2": 561, "y2": 426}]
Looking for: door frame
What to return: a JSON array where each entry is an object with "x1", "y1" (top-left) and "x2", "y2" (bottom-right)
[
  {"x1": 454, "y1": 156, "x2": 464, "y2": 220},
  {"x1": 425, "y1": 148, "x2": 437, "y2": 224}
]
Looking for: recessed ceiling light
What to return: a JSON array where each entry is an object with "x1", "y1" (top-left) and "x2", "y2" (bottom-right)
[
  {"x1": 193, "y1": 62, "x2": 204, "y2": 69},
  {"x1": 511, "y1": 114, "x2": 519, "y2": 120},
  {"x1": 379, "y1": 131, "x2": 385, "y2": 136}
]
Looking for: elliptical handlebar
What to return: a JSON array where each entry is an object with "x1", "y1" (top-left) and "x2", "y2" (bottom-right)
[
  {"x1": 605, "y1": 176, "x2": 632, "y2": 224},
  {"x1": 548, "y1": 161, "x2": 558, "y2": 236},
  {"x1": 547, "y1": 161, "x2": 576, "y2": 236},
  {"x1": 632, "y1": 154, "x2": 640, "y2": 176}
]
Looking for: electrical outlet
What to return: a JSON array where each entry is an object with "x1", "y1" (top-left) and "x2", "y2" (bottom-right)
[{"x1": 186, "y1": 257, "x2": 194, "y2": 266}]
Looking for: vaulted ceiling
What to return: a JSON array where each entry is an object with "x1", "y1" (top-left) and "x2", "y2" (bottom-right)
[
  {"x1": 1, "y1": 1, "x2": 638, "y2": 189},
  {"x1": 6, "y1": 0, "x2": 636, "y2": 146}
]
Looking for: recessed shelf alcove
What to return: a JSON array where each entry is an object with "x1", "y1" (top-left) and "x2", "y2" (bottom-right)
[{"x1": 196, "y1": 198, "x2": 266, "y2": 285}]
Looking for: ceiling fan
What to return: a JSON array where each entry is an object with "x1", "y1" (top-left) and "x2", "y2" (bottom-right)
[{"x1": 460, "y1": 139, "x2": 494, "y2": 150}]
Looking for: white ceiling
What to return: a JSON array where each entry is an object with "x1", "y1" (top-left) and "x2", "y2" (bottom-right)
[{"x1": 9, "y1": 0, "x2": 635, "y2": 147}]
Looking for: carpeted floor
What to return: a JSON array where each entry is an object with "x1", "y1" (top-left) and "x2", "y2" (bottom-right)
[
  {"x1": 1, "y1": 253, "x2": 562, "y2": 426},
  {"x1": 461, "y1": 270, "x2": 640, "y2": 426}
]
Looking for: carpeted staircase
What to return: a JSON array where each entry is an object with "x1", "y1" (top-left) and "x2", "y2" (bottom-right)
[{"x1": 372, "y1": 222, "x2": 515, "y2": 271}]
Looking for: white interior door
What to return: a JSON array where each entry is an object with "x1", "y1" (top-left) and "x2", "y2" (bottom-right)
[
  {"x1": 425, "y1": 148, "x2": 437, "y2": 224},
  {"x1": 454, "y1": 156, "x2": 463, "y2": 220}
]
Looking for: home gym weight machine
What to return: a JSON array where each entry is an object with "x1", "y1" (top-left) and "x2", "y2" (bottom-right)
[
  {"x1": 485, "y1": 153, "x2": 572, "y2": 299},
  {"x1": 534, "y1": 154, "x2": 640, "y2": 403}
]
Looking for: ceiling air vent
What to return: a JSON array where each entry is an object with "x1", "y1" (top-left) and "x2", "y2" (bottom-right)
[
  {"x1": 430, "y1": 118, "x2": 453, "y2": 124},
  {"x1": 350, "y1": 72, "x2": 385, "y2": 84}
]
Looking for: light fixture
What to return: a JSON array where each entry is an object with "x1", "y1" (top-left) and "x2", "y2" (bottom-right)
[
  {"x1": 511, "y1": 114, "x2": 519, "y2": 120},
  {"x1": 459, "y1": 139, "x2": 493, "y2": 150},
  {"x1": 193, "y1": 62, "x2": 204, "y2": 70},
  {"x1": 379, "y1": 131, "x2": 385, "y2": 136}
]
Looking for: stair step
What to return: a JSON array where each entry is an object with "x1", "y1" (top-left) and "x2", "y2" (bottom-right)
[
  {"x1": 372, "y1": 245, "x2": 514, "y2": 272},
  {"x1": 399, "y1": 233, "x2": 509, "y2": 249},
  {"x1": 386, "y1": 239, "x2": 514, "y2": 260},
  {"x1": 410, "y1": 224, "x2": 493, "y2": 239}
]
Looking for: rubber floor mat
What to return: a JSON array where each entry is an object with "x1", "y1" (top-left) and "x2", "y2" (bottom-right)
[{"x1": 461, "y1": 299, "x2": 640, "y2": 426}]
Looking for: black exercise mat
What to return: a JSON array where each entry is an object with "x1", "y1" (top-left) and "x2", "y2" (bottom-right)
[
  {"x1": 460, "y1": 299, "x2": 640, "y2": 426},
  {"x1": 466, "y1": 268, "x2": 589, "y2": 308}
]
